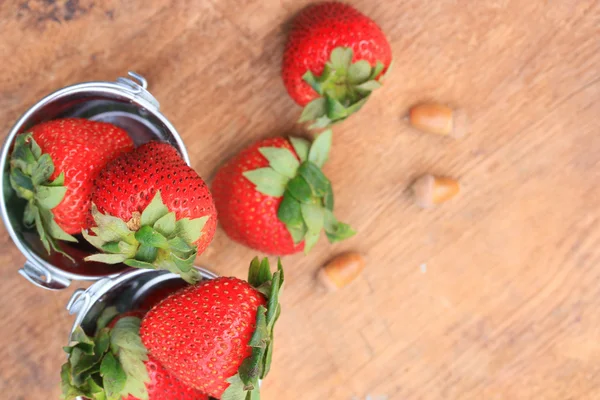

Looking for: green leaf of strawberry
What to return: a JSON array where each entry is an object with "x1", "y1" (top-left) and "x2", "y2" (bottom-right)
[
  {"x1": 9, "y1": 133, "x2": 77, "y2": 260},
  {"x1": 100, "y1": 352, "x2": 127, "y2": 399},
  {"x1": 241, "y1": 131, "x2": 355, "y2": 254},
  {"x1": 243, "y1": 168, "x2": 288, "y2": 197},
  {"x1": 277, "y1": 195, "x2": 303, "y2": 228},
  {"x1": 307, "y1": 129, "x2": 332, "y2": 168},
  {"x1": 296, "y1": 46, "x2": 388, "y2": 128},
  {"x1": 286, "y1": 175, "x2": 313, "y2": 203},
  {"x1": 83, "y1": 191, "x2": 206, "y2": 283},
  {"x1": 219, "y1": 257, "x2": 285, "y2": 400},
  {"x1": 95, "y1": 307, "x2": 120, "y2": 333},
  {"x1": 61, "y1": 311, "x2": 150, "y2": 400},
  {"x1": 247, "y1": 257, "x2": 273, "y2": 289},
  {"x1": 258, "y1": 147, "x2": 300, "y2": 179},
  {"x1": 298, "y1": 98, "x2": 327, "y2": 123},
  {"x1": 289, "y1": 137, "x2": 310, "y2": 162},
  {"x1": 140, "y1": 192, "x2": 170, "y2": 226}
]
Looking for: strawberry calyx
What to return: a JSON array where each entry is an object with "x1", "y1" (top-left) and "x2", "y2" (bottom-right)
[
  {"x1": 9, "y1": 133, "x2": 77, "y2": 259},
  {"x1": 243, "y1": 130, "x2": 355, "y2": 253},
  {"x1": 299, "y1": 46, "x2": 392, "y2": 129},
  {"x1": 61, "y1": 308, "x2": 150, "y2": 400},
  {"x1": 83, "y1": 191, "x2": 208, "y2": 283},
  {"x1": 222, "y1": 257, "x2": 285, "y2": 400}
]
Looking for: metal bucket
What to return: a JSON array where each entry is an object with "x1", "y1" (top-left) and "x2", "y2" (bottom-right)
[
  {"x1": 0, "y1": 72, "x2": 189, "y2": 291},
  {"x1": 65, "y1": 266, "x2": 219, "y2": 400}
]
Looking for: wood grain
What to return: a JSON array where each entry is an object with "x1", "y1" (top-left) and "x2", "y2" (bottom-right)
[{"x1": 1, "y1": 1, "x2": 599, "y2": 399}]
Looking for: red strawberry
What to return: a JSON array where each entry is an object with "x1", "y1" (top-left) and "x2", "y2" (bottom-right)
[
  {"x1": 282, "y1": 2, "x2": 393, "y2": 127},
  {"x1": 140, "y1": 257, "x2": 284, "y2": 399},
  {"x1": 124, "y1": 356, "x2": 210, "y2": 400},
  {"x1": 9, "y1": 118, "x2": 134, "y2": 257},
  {"x1": 82, "y1": 141, "x2": 217, "y2": 283},
  {"x1": 61, "y1": 310, "x2": 209, "y2": 400},
  {"x1": 212, "y1": 130, "x2": 355, "y2": 255}
]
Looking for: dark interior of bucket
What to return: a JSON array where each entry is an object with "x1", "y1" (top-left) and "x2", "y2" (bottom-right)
[
  {"x1": 78, "y1": 271, "x2": 187, "y2": 333},
  {"x1": 4, "y1": 91, "x2": 183, "y2": 278}
]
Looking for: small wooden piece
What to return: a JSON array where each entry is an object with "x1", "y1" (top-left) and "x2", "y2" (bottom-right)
[
  {"x1": 411, "y1": 174, "x2": 460, "y2": 208},
  {"x1": 408, "y1": 103, "x2": 467, "y2": 138},
  {"x1": 318, "y1": 252, "x2": 366, "y2": 291}
]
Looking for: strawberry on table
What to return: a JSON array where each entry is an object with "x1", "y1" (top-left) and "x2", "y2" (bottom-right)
[
  {"x1": 8, "y1": 118, "x2": 134, "y2": 257},
  {"x1": 140, "y1": 257, "x2": 284, "y2": 399},
  {"x1": 61, "y1": 309, "x2": 209, "y2": 400},
  {"x1": 212, "y1": 130, "x2": 355, "y2": 255},
  {"x1": 82, "y1": 141, "x2": 217, "y2": 283},
  {"x1": 282, "y1": 1, "x2": 393, "y2": 128}
]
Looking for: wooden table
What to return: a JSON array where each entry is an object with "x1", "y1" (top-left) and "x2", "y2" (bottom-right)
[{"x1": 1, "y1": 1, "x2": 599, "y2": 399}]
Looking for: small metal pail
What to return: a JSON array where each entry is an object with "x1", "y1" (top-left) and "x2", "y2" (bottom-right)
[
  {"x1": 0, "y1": 72, "x2": 190, "y2": 290},
  {"x1": 65, "y1": 266, "x2": 219, "y2": 400}
]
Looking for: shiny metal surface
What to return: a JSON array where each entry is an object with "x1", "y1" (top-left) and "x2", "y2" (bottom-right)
[{"x1": 0, "y1": 72, "x2": 190, "y2": 290}]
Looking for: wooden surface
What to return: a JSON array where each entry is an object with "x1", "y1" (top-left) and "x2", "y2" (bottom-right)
[{"x1": 1, "y1": 1, "x2": 599, "y2": 399}]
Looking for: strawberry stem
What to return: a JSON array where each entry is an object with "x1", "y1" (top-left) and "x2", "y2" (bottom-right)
[
  {"x1": 61, "y1": 311, "x2": 150, "y2": 400},
  {"x1": 298, "y1": 46, "x2": 389, "y2": 129},
  {"x1": 9, "y1": 133, "x2": 77, "y2": 260},
  {"x1": 243, "y1": 131, "x2": 356, "y2": 254},
  {"x1": 83, "y1": 191, "x2": 209, "y2": 283},
  {"x1": 222, "y1": 257, "x2": 285, "y2": 400}
]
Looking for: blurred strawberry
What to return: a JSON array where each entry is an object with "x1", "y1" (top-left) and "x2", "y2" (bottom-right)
[{"x1": 282, "y1": 2, "x2": 393, "y2": 128}]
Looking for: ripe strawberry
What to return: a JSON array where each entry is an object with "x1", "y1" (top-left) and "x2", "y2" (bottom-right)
[
  {"x1": 61, "y1": 309, "x2": 209, "y2": 400},
  {"x1": 124, "y1": 357, "x2": 210, "y2": 400},
  {"x1": 282, "y1": 2, "x2": 393, "y2": 128},
  {"x1": 140, "y1": 257, "x2": 284, "y2": 399},
  {"x1": 82, "y1": 141, "x2": 217, "y2": 283},
  {"x1": 212, "y1": 130, "x2": 355, "y2": 255},
  {"x1": 9, "y1": 118, "x2": 134, "y2": 257}
]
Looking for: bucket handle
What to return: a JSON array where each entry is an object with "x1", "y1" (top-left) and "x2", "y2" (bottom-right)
[
  {"x1": 115, "y1": 71, "x2": 161, "y2": 111},
  {"x1": 18, "y1": 261, "x2": 71, "y2": 291}
]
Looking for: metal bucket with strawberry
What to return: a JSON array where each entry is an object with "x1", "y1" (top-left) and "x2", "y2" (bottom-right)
[
  {"x1": 0, "y1": 72, "x2": 189, "y2": 290},
  {"x1": 64, "y1": 266, "x2": 218, "y2": 400},
  {"x1": 62, "y1": 258, "x2": 282, "y2": 400}
]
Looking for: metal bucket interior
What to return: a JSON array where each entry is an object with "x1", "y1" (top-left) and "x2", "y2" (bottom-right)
[{"x1": 0, "y1": 73, "x2": 189, "y2": 289}]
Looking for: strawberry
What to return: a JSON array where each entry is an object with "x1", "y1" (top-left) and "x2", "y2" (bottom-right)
[
  {"x1": 82, "y1": 141, "x2": 217, "y2": 283},
  {"x1": 140, "y1": 257, "x2": 284, "y2": 399},
  {"x1": 61, "y1": 309, "x2": 209, "y2": 400},
  {"x1": 8, "y1": 118, "x2": 134, "y2": 257},
  {"x1": 123, "y1": 357, "x2": 210, "y2": 400},
  {"x1": 212, "y1": 130, "x2": 355, "y2": 255},
  {"x1": 282, "y1": 2, "x2": 393, "y2": 128}
]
